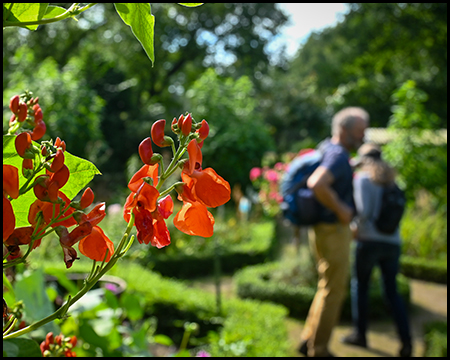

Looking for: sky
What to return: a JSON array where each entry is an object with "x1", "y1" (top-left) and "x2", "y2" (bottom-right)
[{"x1": 272, "y1": 3, "x2": 349, "y2": 59}]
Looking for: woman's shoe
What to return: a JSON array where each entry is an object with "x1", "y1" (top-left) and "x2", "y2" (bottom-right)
[{"x1": 341, "y1": 332, "x2": 367, "y2": 348}]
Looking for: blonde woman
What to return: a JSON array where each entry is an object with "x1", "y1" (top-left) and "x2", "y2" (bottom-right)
[{"x1": 342, "y1": 143, "x2": 412, "y2": 357}]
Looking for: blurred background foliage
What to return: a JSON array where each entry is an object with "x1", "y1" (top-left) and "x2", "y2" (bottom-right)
[{"x1": 3, "y1": 3, "x2": 447, "y2": 204}]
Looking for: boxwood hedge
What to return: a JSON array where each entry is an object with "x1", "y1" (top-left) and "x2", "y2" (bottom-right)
[{"x1": 140, "y1": 221, "x2": 277, "y2": 278}]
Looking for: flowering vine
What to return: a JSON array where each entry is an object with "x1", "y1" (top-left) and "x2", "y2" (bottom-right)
[{"x1": 3, "y1": 92, "x2": 231, "y2": 345}]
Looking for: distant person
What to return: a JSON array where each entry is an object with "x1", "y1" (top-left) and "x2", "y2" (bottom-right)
[
  {"x1": 299, "y1": 107, "x2": 369, "y2": 357},
  {"x1": 342, "y1": 143, "x2": 412, "y2": 357}
]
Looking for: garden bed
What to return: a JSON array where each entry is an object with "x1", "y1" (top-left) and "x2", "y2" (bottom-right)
[{"x1": 42, "y1": 260, "x2": 291, "y2": 357}]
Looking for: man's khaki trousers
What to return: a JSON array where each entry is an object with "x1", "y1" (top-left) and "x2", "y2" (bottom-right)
[{"x1": 301, "y1": 222, "x2": 351, "y2": 357}]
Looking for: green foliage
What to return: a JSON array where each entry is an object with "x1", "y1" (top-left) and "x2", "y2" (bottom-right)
[
  {"x1": 400, "y1": 201, "x2": 447, "y2": 262},
  {"x1": 41, "y1": 261, "x2": 290, "y2": 357},
  {"x1": 234, "y1": 260, "x2": 411, "y2": 321},
  {"x1": 291, "y1": 3, "x2": 447, "y2": 128},
  {"x1": 187, "y1": 68, "x2": 275, "y2": 188},
  {"x1": 400, "y1": 256, "x2": 447, "y2": 284},
  {"x1": 383, "y1": 80, "x2": 447, "y2": 207},
  {"x1": 423, "y1": 321, "x2": 447, "y2": 357},
  {"x1": 3, "y1": 134, "x2": 101, "y2": 227}
]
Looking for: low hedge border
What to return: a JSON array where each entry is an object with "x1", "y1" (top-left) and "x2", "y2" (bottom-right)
[
  {"x1": 423, "y1": 321, "x2": 447, "y2": 357},
  {"x1": 42, "y1": 261, "x2": 290, "y2": 357},
  {"x1": 142, "y1": 221, "x2": 277, "y2": 278},
  {"x1": 234, "y1": 261, "x2": 411, "y2": 321},
  {"x1": 400, "y1": 255, "x2": 447, "y2": 284}
]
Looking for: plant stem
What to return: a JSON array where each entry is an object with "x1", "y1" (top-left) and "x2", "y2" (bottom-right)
[
  {"x1": 3, "y1": 3, "x2": 98, "y2": 28},
  {"x1": 3, "y1": 212, "x2": 135, "y2": 340}
]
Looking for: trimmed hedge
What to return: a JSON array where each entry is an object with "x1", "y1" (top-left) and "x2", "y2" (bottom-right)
[
  {"x1": 400, "y1": 255, "x2": 447, "y2": 284},
  {"x1": 141, "y1": 221, "x2": 277, "y2": 278},
  {"x1": 234, "y1": 261, "x2": 411, "y2": 321},
  {"x1": 42, "y1": 261, "x2": 290, "y2": 357}
]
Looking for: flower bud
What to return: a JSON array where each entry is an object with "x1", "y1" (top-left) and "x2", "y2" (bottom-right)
[
  {"x1": 138, "y1": 137, "x2": 154, "y2": 165},
  {"x1": 22, "y1": 158, "x2": 34, "y2": 179},
  {"x1": 49, "y1": 149, "x2": 65, "y2": 173},
  {"x1": 196, "y1": 119, "x2": 209, "y2": 141},
  {"x1": 171, "y1": 117, "x2": 179, "y2": 133},
  {"x1": 9, "y1": 95, "x2": 20, "y2": 113},
  {"x1": 181, "y1": 113, "x2": 192, "y2": 137},
  {"x1": 15, "y1": 132, "x2": 32, "y2": 158},
  {"x1": 151, "y1": 119, "x2": 172, "y2": 147},
  {"x1": 79, "y1": 187, "x2": 95, "y2": 209},
  {"x1": 17, "y1": 103, "x2": 28, "y2": 122}
]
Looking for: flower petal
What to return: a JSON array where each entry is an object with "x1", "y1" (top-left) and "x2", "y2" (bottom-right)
[
  {"x1": 173, "y1": 202, "x2": 214, "y2": 238},
  {"x1": 158, "y1": 195, "x2": 174, "y2": 219},
  {"x1": 79, "y1": 226, "x2": 114, "y2": 262},
  {"x1": 3, "y1": 165, "x2": 19, "y2": 199},
  {"x1": 128, "y1": 164, "x2": 159, "y2": 192},
  {"x1": 189, "y1": 168, "x2": 231, "y2": 208}
]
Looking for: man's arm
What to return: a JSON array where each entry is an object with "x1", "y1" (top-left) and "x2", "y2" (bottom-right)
[{"x1": 307, "y1": 166, "x2": 353, "y2": 224}]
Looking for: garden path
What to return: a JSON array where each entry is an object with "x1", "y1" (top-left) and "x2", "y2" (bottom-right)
[{"x1": 187, "y1": 269, "x2": 447, "y2": 357}]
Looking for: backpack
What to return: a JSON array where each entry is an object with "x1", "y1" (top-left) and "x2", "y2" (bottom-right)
[
  {"x1": 374, "y1": 183, "x2": 406, "y2": 234},
  {"x1": 280, "y1": 149, "x2": 324, "y2": 226}
]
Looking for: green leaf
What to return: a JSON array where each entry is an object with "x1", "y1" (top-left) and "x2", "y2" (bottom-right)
[
  {"x1": 177, "y1": 3, "x2": 203, "y2": 7},
  {"x1": 3, "y1": 338, "x2": 43, "y2": 357},
  {"x1": 43, "y1": 5, "x2": 67, "y2": 19},
  {"x1": 114, "y1": 3, "x2": 155, "y2": 65},
  {"x1": 3, "y1": 3, "x2": 49, "y2": 30},
  {"x1": 3, "y1": 135, "x2": 101, "y2": 228}
]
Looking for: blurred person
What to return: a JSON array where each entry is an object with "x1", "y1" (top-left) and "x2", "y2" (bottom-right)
[
  {"x1": 298, "y1": 107, "x2": 369, "y2": 357},
  {"x1": 342, "y1": 143, "x2": 412, "y2": 357}
]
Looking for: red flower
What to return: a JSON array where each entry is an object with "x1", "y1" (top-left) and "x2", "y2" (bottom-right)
[
  {"x1": 33, "y1": 165, "x2": 70, "y2": 203},
  {"x1": 29, "y1": 192, "x2": 77, "y2": 229},
  {"x1": 173, "y1": 140, "x2": 230, "y2": 237},
  {"x1": 124, "y1": 164, "x2": 173, "y2": 248},
  {"x1": 182, "y1": 139, "x2": 231, "y2": 208}
]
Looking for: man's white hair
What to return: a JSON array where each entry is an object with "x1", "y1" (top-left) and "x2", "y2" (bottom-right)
[{"x1": 332, "y1": 107, "x2": 370, "y2": 136}]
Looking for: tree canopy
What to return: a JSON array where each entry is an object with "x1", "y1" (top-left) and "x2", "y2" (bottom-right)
[{"x1": 3, "y1": 3, "x2": 446, "y2": 199}]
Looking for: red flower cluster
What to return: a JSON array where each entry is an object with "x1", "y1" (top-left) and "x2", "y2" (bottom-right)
[
  {"x1": 40, "y1": 332, "x2": 77, "y2": 357},
  {"x1": 4, "y1": 96, "x2": 114, "y2": 268},
  {"x1": 124, "y1": 114, "x2": 230, "y2": 247},
  {"x1": 9, "y1": 95, "x2": 46, "y2": 141}
]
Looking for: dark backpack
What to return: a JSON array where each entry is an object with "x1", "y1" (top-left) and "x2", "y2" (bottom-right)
[
  {"x1": 280, "y1": 149, "x2": 324, "y2": 226},
  {"x1": 375, "y1": 183, "x2": 406, "y2": 234}
]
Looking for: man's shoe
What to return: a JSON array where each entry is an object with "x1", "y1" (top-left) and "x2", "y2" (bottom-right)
[
  {"x1": 298, "y1": 340, "x2": 308, "y2": 356},
  {"x1": 341, "y1": 332, "x2": 367, "y2": 348}
]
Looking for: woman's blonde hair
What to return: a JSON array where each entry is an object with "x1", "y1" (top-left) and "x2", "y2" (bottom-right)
[{"x1": 357, "y1": 143, "x2": 396, "y2": 186}]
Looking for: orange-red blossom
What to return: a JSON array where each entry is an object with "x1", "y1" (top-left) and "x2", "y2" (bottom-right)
[
  {"x1": 174, "y1": 139, "x2": 231, "y2": 237},
  {"x1": 123, "y1": 163, "x2": 173, "y2": 248}
]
